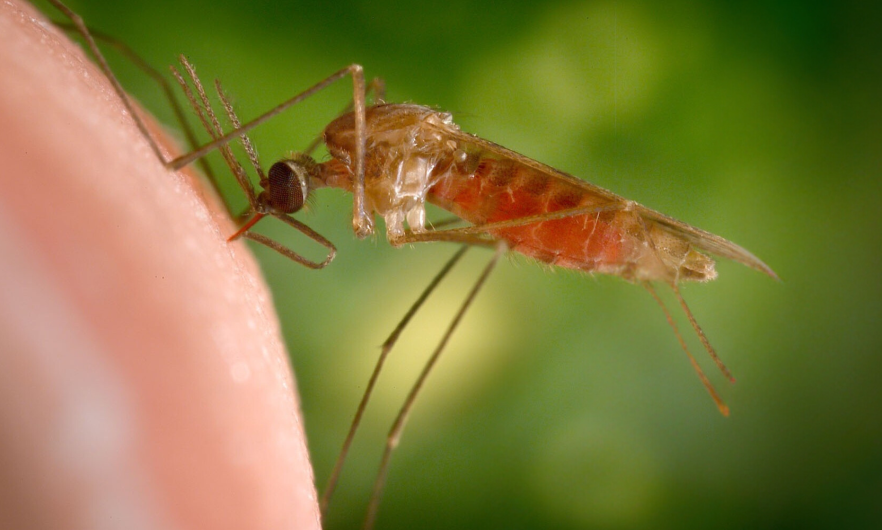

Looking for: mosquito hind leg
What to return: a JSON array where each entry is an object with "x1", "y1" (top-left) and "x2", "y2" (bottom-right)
[
  {"x1": 361, "y1": 241, "x2": 507, "y2": 530},
  {"x1": 319, "y1": 245, "x2": 470, "y2": 515},
  {"x1": 631, "y1": 210, "x2": 736, "y2": 383},
  {"x1": 643, "y1": 283, "x2": 730, "y2": 416},
  {"x1": 391, "y1": 229, "x2": 499, "y2": 248},
  {"x1": 670, "y1": 282, "x2": 735, "y2": 382}
]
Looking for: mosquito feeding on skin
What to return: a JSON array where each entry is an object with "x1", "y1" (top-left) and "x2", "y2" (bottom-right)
[{"x1": 46, "y1": 2, "x2": 777, "y2": 528}]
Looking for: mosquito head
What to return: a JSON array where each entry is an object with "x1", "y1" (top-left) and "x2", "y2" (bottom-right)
[{"x1": 259, "y1": 154, "x2": 317, "y2": 214}]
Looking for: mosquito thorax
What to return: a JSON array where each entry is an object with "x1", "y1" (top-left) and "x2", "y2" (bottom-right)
[
  {"x1": 323, "y1": 104, "x2": 447, "y2": 165},
  {"x1": 260, "y1": 154, "x2": 316, "y2": 214}
]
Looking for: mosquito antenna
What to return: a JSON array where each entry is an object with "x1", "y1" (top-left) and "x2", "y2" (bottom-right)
[
  {"x1": 643, "y1": 283, "x2": 729, "y2": 416},
  {"x1": 169, "y1": 65, "x2": 214, "y2": 144},
  {"x1": 212, "y1": 77, "x2": 274, "y2": 241}
]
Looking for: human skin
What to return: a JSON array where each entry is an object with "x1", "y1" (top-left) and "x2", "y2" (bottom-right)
[{"x1": 0, "y1": 1, "x2": 320, "y2": 529}]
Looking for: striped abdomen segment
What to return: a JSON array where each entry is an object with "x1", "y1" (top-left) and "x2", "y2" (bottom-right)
[{"x1": 429, "y1": 154, "x2": 640, "y2": 275}]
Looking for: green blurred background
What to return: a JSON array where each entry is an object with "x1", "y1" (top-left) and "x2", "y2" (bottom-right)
[{"x1": 36, "y1": 0, "x2": 881, "y2": 528}]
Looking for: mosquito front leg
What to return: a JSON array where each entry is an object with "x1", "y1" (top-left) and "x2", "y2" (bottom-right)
[
  {"x1": 51, "y1": 18, "x2": 217, "y2": 187},
  {"x1": 240, "y1": 229, "x2": 334, "y2": 270},
  {"x1": 45, "y1": 0, "x2": 167, "y2": 163},
  {"x1": 172, "y1": 58, "x2": 338, "y2": 269},
  {"x1": 347, "y1": 67, "x2": 370, "y2": 240},
  {"x1": 168, "y1": 60, "x2": 369, "y2": 245},
  {"x1": 168, "y1": 64, "x2": 368, "y2": 172}
]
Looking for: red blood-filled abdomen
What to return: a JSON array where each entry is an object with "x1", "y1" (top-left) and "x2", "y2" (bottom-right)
[{"x1": 429, "y1": 156, "x2": 627, "y2": 272}]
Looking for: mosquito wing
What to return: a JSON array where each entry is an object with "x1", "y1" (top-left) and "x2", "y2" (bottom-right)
[
  {"x1": 428, "y1": 121, "x2": 777, "y2": 280},
  {"x1": 633, "y1": 205, "x2": 778, "y2": 279}
]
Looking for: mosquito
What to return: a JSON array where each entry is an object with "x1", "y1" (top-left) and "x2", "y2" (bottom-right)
[
  {"x1": 47, "y1": 2, "x2": 777, "y2": 528},
  {"x1": 170, "y1": 70, "x2": 778, "y2": 529}
]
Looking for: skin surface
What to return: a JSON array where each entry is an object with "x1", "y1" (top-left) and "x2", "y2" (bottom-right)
[{"x1": 0, "y1": 2, "x2": 320, "y2": 529}]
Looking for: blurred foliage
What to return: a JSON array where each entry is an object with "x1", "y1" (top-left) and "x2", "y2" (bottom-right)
[{"x1": 37, "y1": 0, "x2": 882, "y2": 528}]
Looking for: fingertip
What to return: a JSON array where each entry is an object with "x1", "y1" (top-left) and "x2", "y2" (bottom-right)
[{"x1": 0, "y1": 2, "x2": 319, "y2": 529}]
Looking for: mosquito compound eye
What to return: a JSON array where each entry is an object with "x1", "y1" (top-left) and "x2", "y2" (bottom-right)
[{"x1": 266, "y1": 160, "x2": 309, "y2": 213}]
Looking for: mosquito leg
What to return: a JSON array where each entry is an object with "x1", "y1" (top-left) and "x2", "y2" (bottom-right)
[
  {"x1": 303, "y1": 76, "x2": 386, "y2": 157},
  {"x1": 391, "y1": 202, "x2": 628, "y2": 246},
  {"x1": 52, "y1": 22, "x2": 217, "y2": 187},
  {"x1": 390, "y1": 204, "x2": 619, "y2": 248},
  {"x1": 363, "y1": 241, "x2": 507, "y2": 530},
  {"x1": 632, "y1": 211, "x2": 735, "y2": 383},
  {"x1": 239, "y1": 231, "x2": 331, "y2": 270},
  {"x1": 45, "y1": 0, "x2": 169, "y2": 165},
  {"x1": 52, "y1": 2, "x2": 368, "y2": 242},
  {"x1": 172, "y1": 58, "x2": 338, "y2": 268},
  {"x1": 392, "y1": 230, "x2": 498, "y2": 248},
  {"x1": 215, "y1": 81, "x2": 339, "y2": 267},
  {"x1": 168, "y1": 61, "x2": 369, "y2": 240},
  {"x1": 264, "y1": 213, "x2": 337, "y2": 267},
  {"x1": 320, "y1": 245, "x2": 470, "y2": 515},
  {"x1": 347, "y1": 68, "x2": 370, "y2": 239},
  {"x1": 671, "y1": 283, "x2": 735, "y2": 382},
  {"x1": 643, "y1": 283, "x2": 729, "y2": 416},
  {"x1": 50, "y1": 0, "x2": 368, "y2": 232},
  {"x1": 429, "y1": 216, "x2": 467, "y2": 230},
  {"x1": 169, "y1": 64, "x2": 367, "y2": 171},
  {"x1": 627, "y1": 206, "x2": 733, "y2": 415}
]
